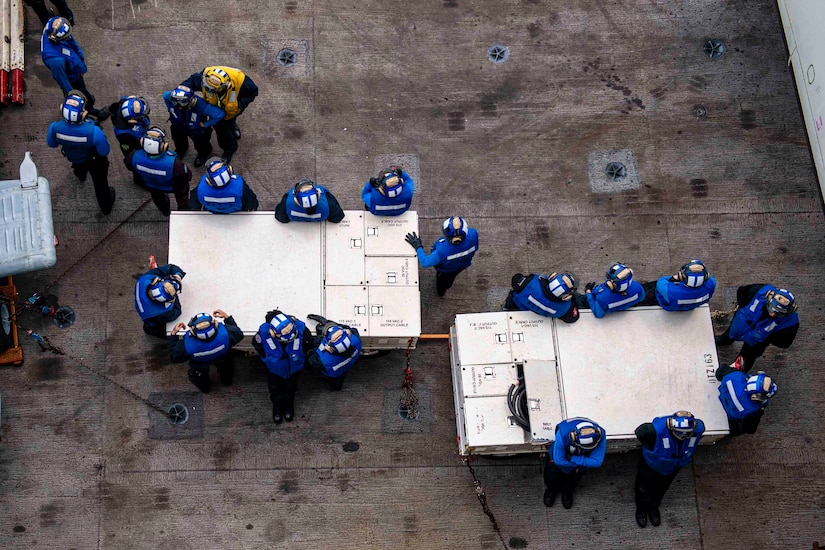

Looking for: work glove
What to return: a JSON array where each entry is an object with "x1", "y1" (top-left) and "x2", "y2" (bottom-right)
[
  {"x1": 392, "y1": 166, "x2": 403, "y2": 177},
  {"x1": 368, "y1": 177, "x2": 380, "y2": 189},
  {"x1": 405, "y1": 232, "x2": 423, "y2": 250},
  {"x1": 584, "y1": 282, "x2": 596, "y2": 292}
]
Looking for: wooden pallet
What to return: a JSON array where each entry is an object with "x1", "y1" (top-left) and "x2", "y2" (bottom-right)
[{"x1": 0, "y1": 276, "x2": 23, "y2": 366}]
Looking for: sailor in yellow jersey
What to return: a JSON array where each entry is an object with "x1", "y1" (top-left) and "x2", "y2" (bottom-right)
[{"x1": 180, "y1": 66, "x2": 259, "y2": 164}]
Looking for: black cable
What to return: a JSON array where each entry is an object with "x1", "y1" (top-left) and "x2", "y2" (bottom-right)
[{"x1": 507, "y1": 377, "x2": 530, "y2": 431}]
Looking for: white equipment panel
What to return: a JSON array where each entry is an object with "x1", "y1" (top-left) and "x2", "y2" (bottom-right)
[
  {"x1": 451, "y1": 306, "x2": 729, "y2": 456},
  {"x1": 778, "y1": 1, "x2": 825, "y2": 204},
  {"x1": 168, "y1": 211, "x2": 420, "y2": 349}
]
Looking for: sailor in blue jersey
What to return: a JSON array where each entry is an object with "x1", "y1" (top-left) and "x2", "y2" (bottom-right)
[
  {"x1": 252, "y1": 310, "x2": 313, "y2": 423},
  {"x1": 543, "y1": 417, "x2": 606, "y2": 509},
  {"x1": 274, "y1": 179, "x2": 345, "y2": 223},
  {"x1": 106, "y1": 95, "x2": 151, "y2": 156},
  {"x1": 581, "y1": 262, "x2": 645, "y2": 318},
  {"x1": 190, "y1": 158, "x2": 258, "y2": 213},
  {"x1": 133, "y1": 264, "x2": 185, "y2": 338},
  {"x1": 124, "y1": 126, "x2": 192, "y2": 216},
  {"x1": 634, "y1": 411, "x2": 705, "y2": 528},
  {"x1": 405, "y1": 216, "x2": 479, "y2": 297},
  {"x1": 40, "y1": 17, "x2": 108, "y2": 120},
  {"x1": 715, "y1": 284, "x2": 799, "y2": 373},
  {"x1": 46, "y1": 91, "x2": 116, "y2": 214},
  {"x1": 163, "y1": 85, "x2": 226, "y2": 167},
  {"x1": 504, "y1": 272, "x2": 580, "y2": 323},
  {"x1": 715, "y1": 364, "x2": 777, "y2": 436},
  {"x1": 306, "y1": 315, "x2": 362, "y2": 391},
  {"x1": 639, "y1": 259, "x2": 716, "y2": 311},
  {"x1": 168, "y1": 309, "x2": 244, "y2": 394},
  {"x1": 361, "y1": 166, "x2": 414, "y2": 216}
]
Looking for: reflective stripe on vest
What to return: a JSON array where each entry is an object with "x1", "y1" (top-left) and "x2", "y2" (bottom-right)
[
  {"x1": 447, "y1": 246, "x2": 476, "y2": 261},
  {"x1": 725, "y1": 379, "x2": 746, "y2": 412},
  {"x1": 677, "y1": 294, "x2": 709, "y2": 305},
  {"x1": 527, "y1": 295, "x2": 558, "y2": 315},
  {"x1": 55, "y1": 133, "x2": 88, "y2": 143},
  {"x1": 607, "y1": 293, "x2": 640, "y2": 309}
]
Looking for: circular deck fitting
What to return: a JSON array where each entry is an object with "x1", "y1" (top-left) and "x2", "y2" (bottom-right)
[
  {"x1": 277, "y1": 48, "x2": 298, "y2": 67},
  {"x1": 703, "y1": 39, "x2": 726, "y2": 59},
  {"x1": 693, "y1": 105, "x2": 707, "y2": 118},
  {"x1": 487, "y1": 44, "x2": 510, "y2": 64},
  {"x1": 167, "y1": 404, "x2": 189, "y2": 425},
  {"x1": 397, "y1": 403, "x2": 420, "y2": 422},
  {"x1": 605, "y1": 162, "x2": 627, "y2": 181},
  {"x1": 52, "y1": 306, "x2": 76, "y2": 328}
]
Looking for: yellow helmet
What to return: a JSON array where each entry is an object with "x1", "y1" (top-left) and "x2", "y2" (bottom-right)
[{"x1": 203, "y1": 67, "x2": 231, "y2": 93}]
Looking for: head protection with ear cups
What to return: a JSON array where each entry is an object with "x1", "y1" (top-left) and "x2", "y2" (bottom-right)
[
  {"x1": 46, "y1": 16, "x2": 72, "y2": 42},
  {"x1": 205, "y1": 158, "x2": 234, "y2": 188},
  {"x1": 546, "y1": 272, "x2": 578, "y2": 301},
  {"x1": 322, "y1": 325, "x2": 351, "y2": 354},
  {"x1": 746, "y1": 372, "x2": 777, "y2": 402},
  {"x1": 765, "y1": 288, "x2": 797, "y2": 316},
  {"x1": 120, "y1": 96, "x2": 150, "y2": 124},
  {"x1": 170, "y1": 85, "x2": 195, "y2": 108},
  {"x1": 268, "y1": 314, "x2": 298, "y2": 343},
  {"x1": 141, "y1": 126, "x2": 169, "y2": 156},
  {"x1": 569, "y1": 420, "x2": 603, "y2": 451},
  {"x1": 293, "y1": 179, "x2": 319, "y2": 209},
  {"x1": 666, "y1": 410, "x2": 697, "y2": 440},
  {"x1": 605, "y1": 262, "x2": 633, "y2": 292},
  {"x1": 188, "y1": 313, "x2": 218, "y2": 341},
  {"x1": 679, "y1": 259, "x2": 709, "y2": 288},
  {"x1": 203, "y1": 67, "x2": 231, "y2": 94},
  {"x1": 61, "y1": 91, "x2": 87, "y2": 123},
  {"x1": 147, "y1": 277, "x2": 180, "y2": 304},
  {"x1": 377, "y1": 167, "x2": 404, "y2": 198},
  {"x1": 442, "y1": 216, "x2": 468, "y2": 245}
]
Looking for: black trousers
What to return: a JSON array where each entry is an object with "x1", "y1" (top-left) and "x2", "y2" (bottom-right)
[
  {"x1": 214, "y1": 119, "x2": 239, "y2": 156},
  {"x1": 637, "y1": 281, "x2": 659, "y2": 306},
  {"x1": 188, "y1": 359, "x2": 233, "y2": 394},
  {"x1": 71, "y1": 156, "x2": 112, "y2": 214},
  {"x1": 634, "y1": 458, "x2": 678, "y2": 513},
  {"x1": 25, "y1": 0, "x2": 73, "y2": 25},
  {"x1": 715, "y1": 328, "x2": 769, "y2": 373},
  {"x1": 171, "y1": 126, "x2": 214, "y2": 159},
  {"x1": 67, "y1": 76, "x2": 95, "y2": 110},
  {"x1": 544, "y1": 456, "x2": 585, "y2": 497},
  {"x1": 436, "y1": 269, "x2": 462, "y2": 297},
  {"x1": 322, "y1": 374, "x2": 346, "y2": 391},
  {"x1": 142, "y1": 320, "x2": 167, "y2": 339},
  {"x1": 267, "y1": 371, "x2": 301, "y2": 408}
]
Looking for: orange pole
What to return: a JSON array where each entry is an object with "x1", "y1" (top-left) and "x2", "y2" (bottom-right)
[{"x1": 419, "y1": 333, "x2": 449, "y2": 339}]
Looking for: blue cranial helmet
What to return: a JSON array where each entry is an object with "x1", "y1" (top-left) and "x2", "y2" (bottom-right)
[
  {"x1": 294, "y1": 179, "x2": 319, "y2": 209},
  {"x1": 766, "y1": 288, "x2": 796, "y2": 316},
  {"x1": 189, "y1": 313, "x2": 217, "y2": 341},
  {"x1": 547, "y1": 272, "x2": 578, "y2": 301},
  {"x1": 746, "y1": 372, "x2": 777, "y2": 402},
  {"x1": 206, "y1": 159, "x2": 233, "y2": 188},
  {"x1": 120, "y1": 96, "x2": 150, "y2": 123},
  {"x1": 323, "y1": 325, "x2": 351, "y2": 354},
  {"x1": 46, "y1": 16, "x2": 72, "y2": 42},
  {"x1": 442, "y1": 216, "x2": 468, "y2": 244},
  {"x1": 61, "y1": 91, "x2": 87, "y2": 123},
  {"x1": 378, "y1": 168, "x2": 404, "y2": 198},
  {"x1": 269, "y1": 314, "x2": 297, "y2": 343},
  {"x1": 569, "y1": 420, "x2": 603, "y2": 451},
  {"x1": 147, "y1": 277, "x2": 180, "y2": 303},
  {"x1": 667, "y1": 410, "x2": 696, "y2": 440},
  {"x1": 606, "y1": 262, "x2": 633, "y2": 293},
  {"x1": 170, "y1": 85, "x2": 194, "y2": 108},
  {"x1": 679, "y1": 259, "x2": 709, "y2": 288}
]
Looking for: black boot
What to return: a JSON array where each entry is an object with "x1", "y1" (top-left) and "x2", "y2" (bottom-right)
[
  {"x1": 635, "y1": 508, "x2": 647, "y2": 528},
  {"x1": 543, "y1": 488, "x2": 555, "y2": 507},
  {"x1": 284, "y1": 402, "x2": 294, "y2": 422},
  {"x1": 272, "y1": 405, "x2": 283, "y2": 424},
  {"x1": 649, "y1": 507, "x2": 661, "y2": 527},
  {"x1": 561, "y1": 490, "x2": 573, "y2": 509}
]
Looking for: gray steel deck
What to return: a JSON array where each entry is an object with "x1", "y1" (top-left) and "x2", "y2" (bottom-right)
[{"x1": 0, "y1": 1, "x2": 822, "y2": 548}]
